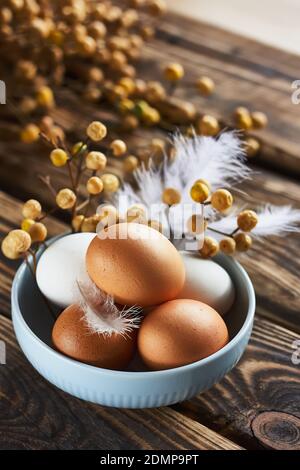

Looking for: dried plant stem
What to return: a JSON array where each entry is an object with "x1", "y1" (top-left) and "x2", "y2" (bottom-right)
[
  {"x1": 76, "y1": 198, "x2": 90, "y2": 212},
  {"x1": 67, "y1": 159, "x2": 76, "y2": 190},
  {"x1": 40, "y1": 132, "x2": 58, "y2": 149},
  {"x1": 28, "y1": 248, "x2": 37, "y2": 273},
  {"x1": 38, "y1": 207, "x2": 57, "y2": 222},
  {"x1": 231, "y1": 227, "x2": 239, "y2": 236},
  {"x1": 207, "y1": 226, "x2": 233, "y2": 238},
  {"x1": 38, "y1": 174, "x2": 57, "y2": 199},
  {"x1": 84, "y1": 195, "x2": 93, "y2": 217}
]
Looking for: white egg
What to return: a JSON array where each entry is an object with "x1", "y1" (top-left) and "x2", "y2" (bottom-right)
[
  {"x1": 177, "y1": 251, "x2": 235, "y2": 316},
  {"x1": 36, "y1": 233, "x2": 95, "y2": 308}
]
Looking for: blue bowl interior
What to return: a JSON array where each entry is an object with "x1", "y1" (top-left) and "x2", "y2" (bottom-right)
[{"x1": 16, "y1": 250, "x2": 251, "y2": 372}]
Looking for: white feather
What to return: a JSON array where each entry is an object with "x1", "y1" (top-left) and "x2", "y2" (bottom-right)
[
  {"x1": 253, "y1": 204, "x2": 300, "y2": 237},
  {"x1": 113, "y1": 131, "x2": 250, "y2": 234},
  {"x1": 166, "y1": 131, "x2": 250, "y2": 204},
  {"x1": 76, "y1": 278, "x2": 141, "y2": 337},
  {"x1": 208, "y1": 204, "x2": 300, "y2": 239}
]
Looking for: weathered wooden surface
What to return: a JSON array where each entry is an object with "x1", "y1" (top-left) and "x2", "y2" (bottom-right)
[
  {"x1": 0, "y1": 191, "x2": 299, "y2": 450},
  {"x1": 0, "y1": 316, "x2": 242, "y2": 451},
  {"x1": 177, "y1": 317, "x2": 300, "y2": 450},
  {"x1": 0, "y1": 10, "x2": 300, "y2": 452},
  {"x1": 1, "y1": 13, "x2": 300, "y2": 176}
]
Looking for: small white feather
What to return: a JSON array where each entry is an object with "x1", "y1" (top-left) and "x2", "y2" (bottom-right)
[
  {"x1": 113, "y1": 131, "x2": 250, "y2": 234},
  {"x1": 208, "y1": 204, "x2": 300, "y2": 239},
  {"x1": 253, "y1": 204, "x2": 300, "y2": 237},
  {"x1": 76, "y1": 278, "x2": 141, "y2": 337}
]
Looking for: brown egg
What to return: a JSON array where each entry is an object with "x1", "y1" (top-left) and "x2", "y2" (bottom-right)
[
  {"x1": 86, "y1": 223, "x2": 185, "y2": 307},
  {"x1": 52, "y1": 304, "x2": 136, "y2": 370},
  {"x1": 138, "y1": 299, "x2": 229, "y2": 370}
]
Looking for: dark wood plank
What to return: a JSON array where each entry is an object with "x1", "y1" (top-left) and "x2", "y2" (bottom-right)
[
  {"x1": 234, "y1": 169, "x2": 300, "y2": 333},
  {"x1": 152, "y1": 13, "x2": 300, "y2": 175},
  {"x1": 0, "y1": 315, "x2": 242, "y2": 450},
  {"x1": 0, "y1": 191, "x2": 299, "y2": 450},
  {"x1": 1, "y1": 12, "x2": 300, "y2": 175},
  {"x1": 176, "y1": 317, "x2": 300, "y2": 450}
]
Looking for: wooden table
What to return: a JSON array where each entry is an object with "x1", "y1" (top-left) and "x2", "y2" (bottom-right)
[{"x1": 0, "y1": 12, "x2": 300, "y2": 451}]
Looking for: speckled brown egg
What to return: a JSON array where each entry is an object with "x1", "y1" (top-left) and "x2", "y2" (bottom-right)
[
  {"x1": 138, "y1": 299, "x2": 229, "y2": 370},
  {"x1": 52, "y1": 304, "x2": 137, "y2": 370},
  {"x1": 86, "y1": 223, "x2": 185, "y2": 307}
]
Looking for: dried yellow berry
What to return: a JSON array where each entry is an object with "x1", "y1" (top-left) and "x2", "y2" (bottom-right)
[
  {"x1": 96, "y1": 204, "x2": 119, "y2": 228},
  {"x1": 196, "y1": 76, "x2": 215, "y2": 96},
  {"x1": 148, "y1": 0, "x2": 167, "y2": 16},
  {"x1": 187, "y1": 215, "x2": 207, "y2": 234},
  {"x1": 237, "y1": 210, "x2": 258, "y2": 232},
  {"x1": 100, "y1": 173, "x2": 120, "y2": 192},
  {"x1": 118, "y1": 77, "x2": 135, "y2": 95},
  {"x1": 72, "y1": 214, "x2": 84, "y2": 232},
  {"x1": 81, "y1": 216, "x2": 98, "y2": 233},
  {"x1": 56, "y1": 188, "x2": 76, "y2": 209},
  {"x1": 211, "y1": 189, "x2": 233, "y2": 212},
  {"x1": 29, "y1": 222, "x2": 47, "y2": 242},
  {"x1": 244, "y1": 137, "x2": 260, "y2": 158},
  {"x1": 140, "y1": 25, "x2": 155, "y2": 40},
  {"x1": 123, "y1": 155, "x2": 139, "y2": 172},
  {"x1": 190, "y1": 181, "x2": 210, "y2": 203},
  {"x1": 126, "y1": 204, "x2": 147, "y2": 224},
  {"x1": 162, "y1": 188, "x2": 181, "y2": 205},
  {"x1": 22, "y1": 199, "x2": 42, "y2": 219},
  {"x1": 36, "y1": 86, "x2": 55, "y2": 108},
  {"x1": 164, "y1": 63, "x2": 184, "y2": 81},
  {"x1": 86, "y1": 176, "x2": 104, "y2": 195},
  {"x1": 219, "y1": 237, "x2": 236, "y2": 255},
  {"x1": 237, "y1": 113, "x2": 253, "y2": 130},
  {"x1": 85, "y1": 151, "x2": 107, "y2": 171},
  {"x1": 195, "y1": 178, "x2": 211, "y2": 190},
  {"x1": 234, "y1": 106, "x2": 249, "y2": 119},
  {"x1": 50, "y1": 148, "x2": 68, "y2": 167},
  {"x1": 199, "y1": 236, "x2": 219, "y2": 258},
  {"x1": 142, "y1": 107, "x2": 160, "y2": 125},
  {"x1": 151, "y1": 138, "x2": 165, "y2": 154},
  {"x1": 110, "y1": 139, "x2": 127, "y2": 157},
  {"x1": 118, "y1": 98, "x2": 135, "y2": 114},
  {"x1": 21, "y1": 218, "x2": 35, "y2": 232},
  {"x1": 122, "y1": 115, "x2": 139, "y2": 131},
  {"x1": 148, "y1": 220, "x2": 163, "y2": 233},
  {"x1": 234, "y1": 232, "x2": 252, "y2": 252},
  {"x1": 20, "y1": 123, "x2": 40, "y2": 143},
  {"x1": 72, "y1": 142, "x2": 87, "y2": 156},
  {"x1": 86, "y1": 121, "x2": 107, "y2": 141},
  {"x1": 1, "y1": 229, "x2": 31, "y2": 260},
  {"x1": 251, "y1": 111, "x2": 268, "y2": 129},
  {"x1": 146, "y1": 81, "x2": 166, "y2": 102},
  {"x1": 197, "y1": 115, "x2": 220, "y2": 136}
]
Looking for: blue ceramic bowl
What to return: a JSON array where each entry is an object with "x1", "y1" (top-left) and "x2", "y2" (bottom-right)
[{"x1": 11, "y1": 241, "x2": 255, "y2": 409}]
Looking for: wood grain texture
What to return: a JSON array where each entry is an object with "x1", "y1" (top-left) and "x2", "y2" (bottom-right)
[
  {"x1": 152, "y1": 13, "x2": 300, "y2": 175},
  {"x1": 1, "y1": 12, "x2": 300, "y2": 181},
  {"x1": 0, "y1": 190, "x2": 299, "y2": 450},
  {"x1": 0, "y1": 11, "x2": 300, "y2": 451},
  {"x1": 176, "y1": 317, "x2": 300, "y2": 450},
  {"x1": 0, "y1": 315, "x2": 242, "y2": 451}
]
